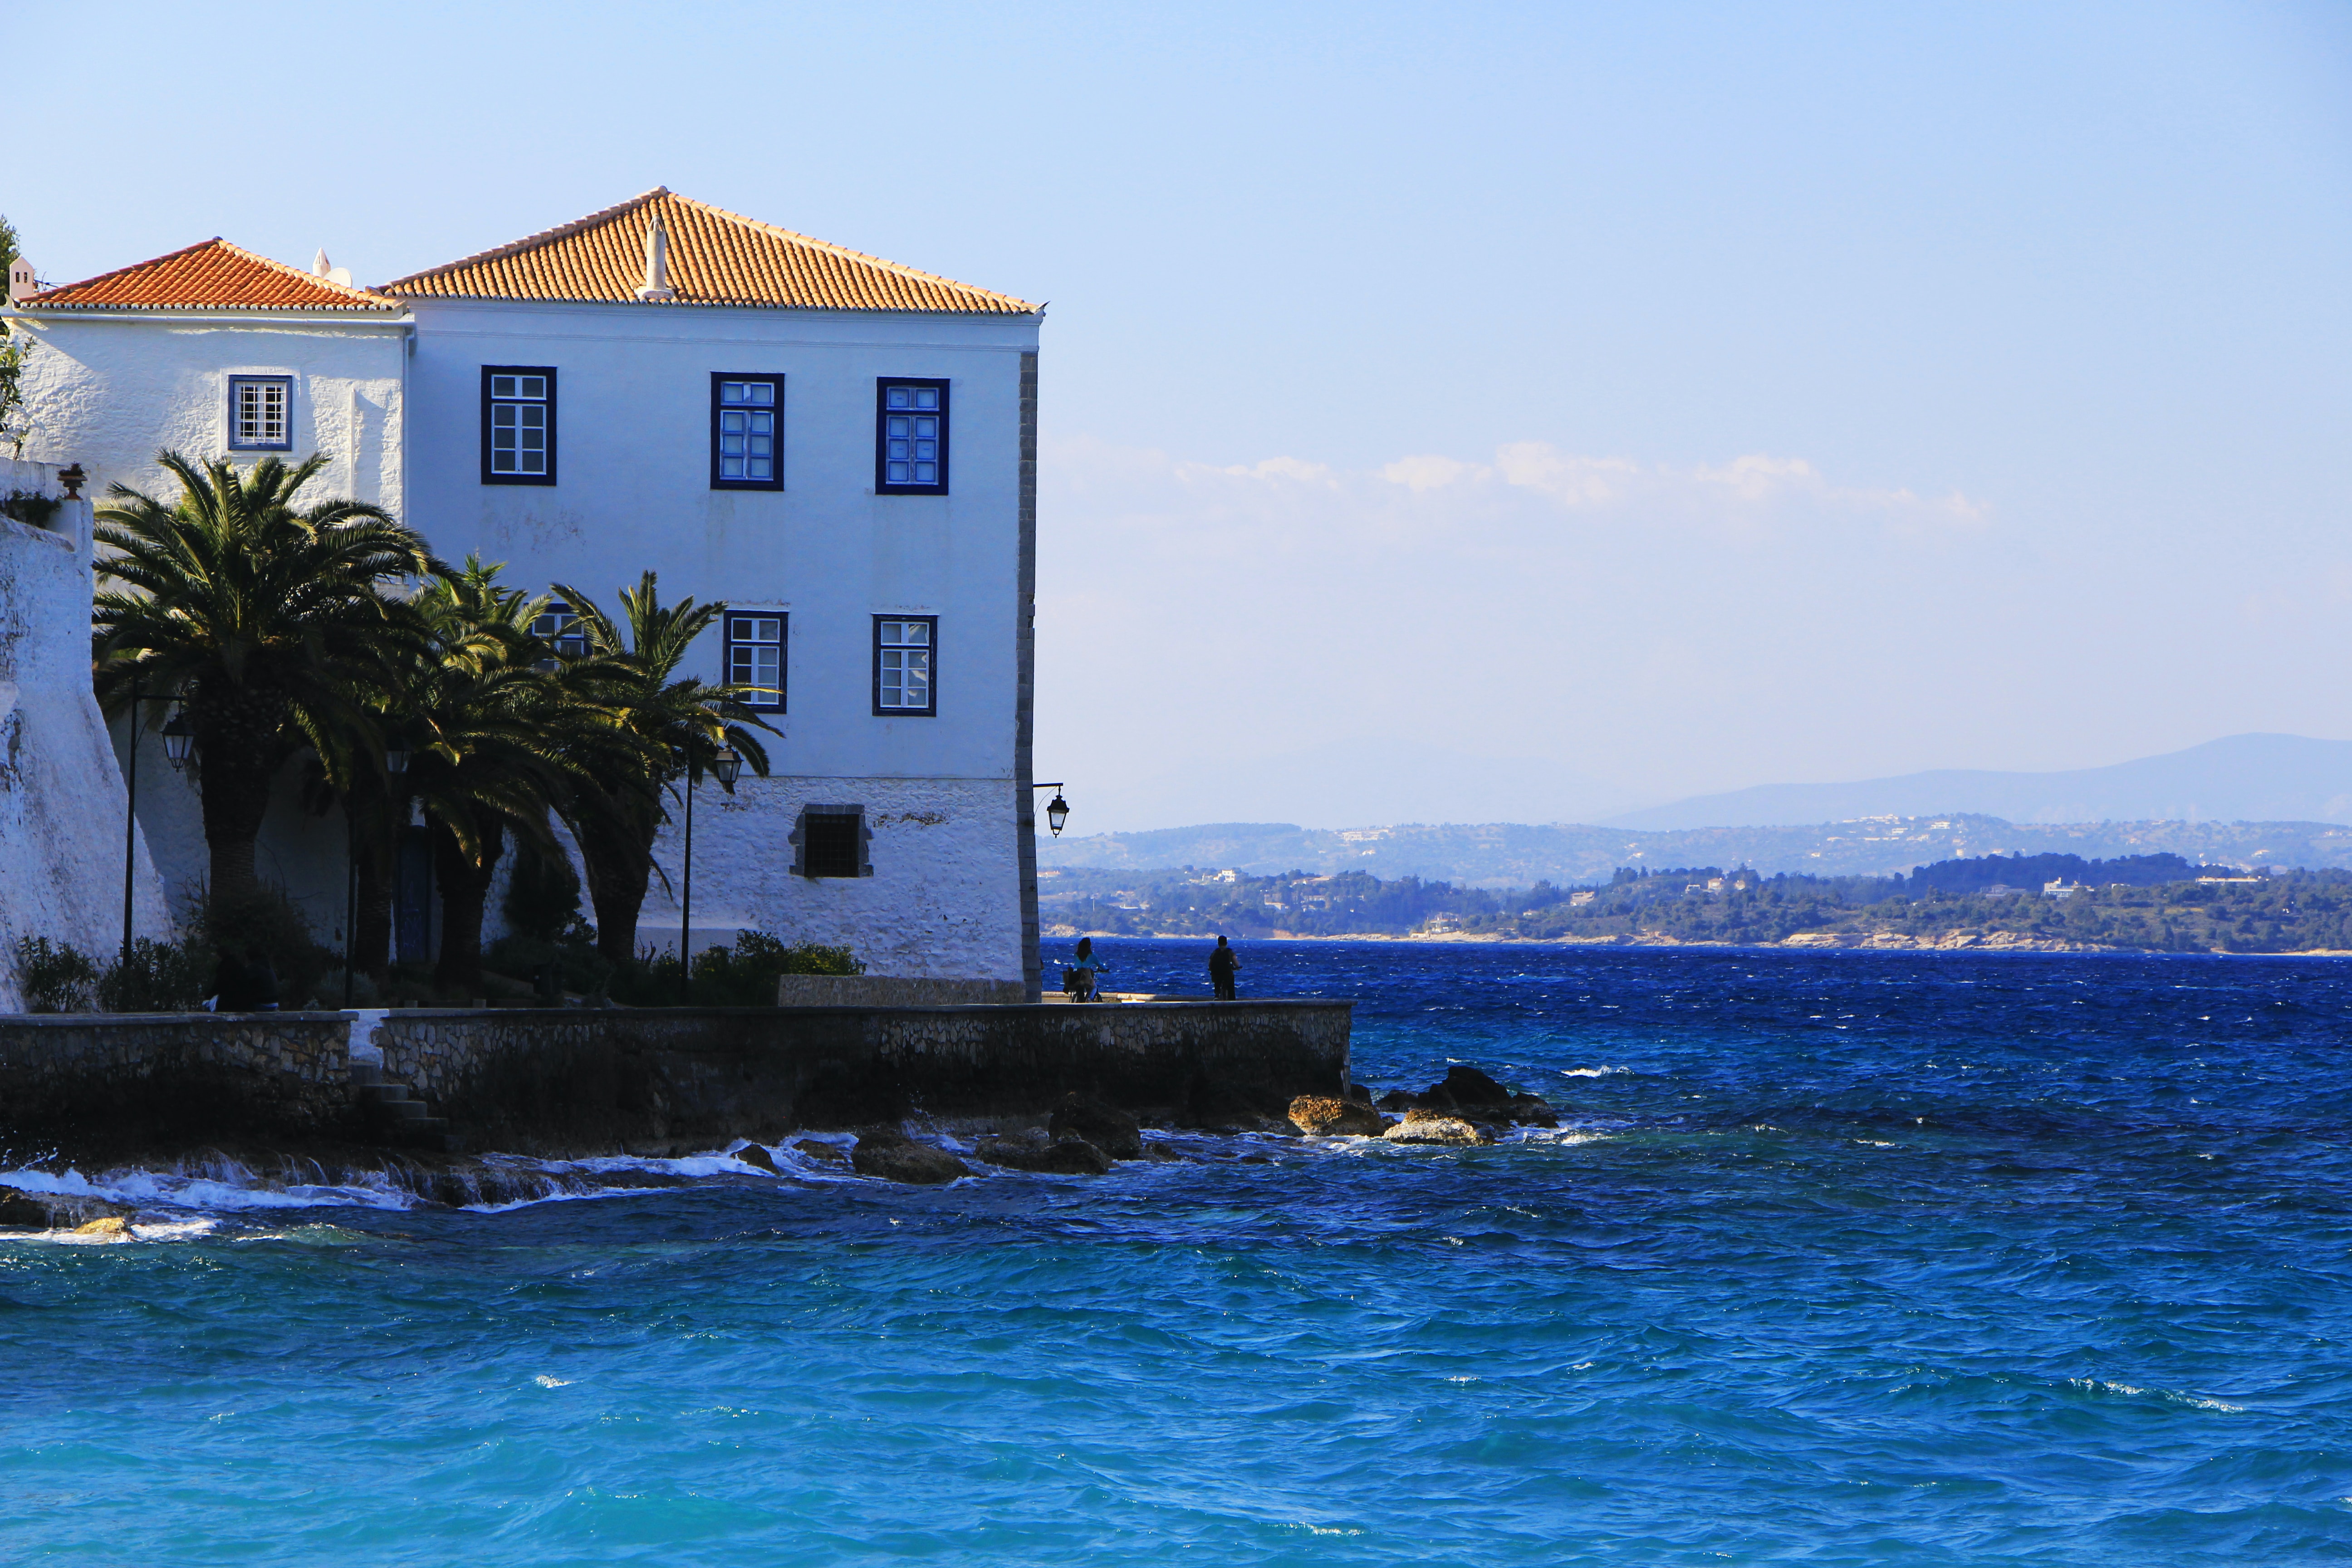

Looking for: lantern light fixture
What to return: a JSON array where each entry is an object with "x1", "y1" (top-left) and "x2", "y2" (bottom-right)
[
  {"x1": 712, "y1": 746, "x2": 742, "y2": 788},
  {"x1": 160, "y1": 709, "x2": 196, "y2": 771}
]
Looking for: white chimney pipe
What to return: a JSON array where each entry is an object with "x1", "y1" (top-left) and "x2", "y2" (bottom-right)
[{"x1": 636, "y1": 213, "x2": 675, "y2": 301}]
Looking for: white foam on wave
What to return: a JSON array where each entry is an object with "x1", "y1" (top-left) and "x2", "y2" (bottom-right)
[
  {"x1": 0, "y1": 1162, "x2": 413, "y2": 1215},
  {"x1": 2067, "y1": 1376, "x2": 2243, "y2": 1412},
  {"x1": 1560, "y1": 1066, "x2": 1630, "y2": 1078}
]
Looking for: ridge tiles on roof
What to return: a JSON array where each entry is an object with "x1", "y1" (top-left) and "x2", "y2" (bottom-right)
[
  {"x1": 379, "y1": 188, "x2": 1037, "y2": 314},
  {"x1": 24, "y1": 238, "x2": 400, "y2": 311}
]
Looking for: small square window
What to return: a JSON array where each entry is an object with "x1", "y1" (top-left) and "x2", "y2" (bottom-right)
[
  {"x1": 794, "y1": 805, "x2": 870, "y2": 878},
  {"x1": 725, "y1": 612, "x2": 785, "y2": 710},
  {"x1": 531, "y1": 599, "x2": 586, "y2": 660},
  {"x1": 874, "y1": 378, "x2": 949, "y2": 494},
  {"x1": 228, "y1": 376, "x2": 292, "y2": 451},
  {"x1": 482, "y1": 366, "x2": 557, "y2": 485},
  {"x1": 873, "y1": 616, "x2": 936, "y2": 716},
  {"x1": 711, "y1": 374, "x2": 783, "y2": 489}
]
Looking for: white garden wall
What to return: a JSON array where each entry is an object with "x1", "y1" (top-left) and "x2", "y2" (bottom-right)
[{"x1": 0, "y1": 458, "x2": 171, "y2": 1009}]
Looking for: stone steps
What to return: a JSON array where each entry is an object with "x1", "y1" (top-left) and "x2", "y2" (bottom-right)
[{"x1": 352, "y1": 1063, "x2": 451, "y2": 1149}]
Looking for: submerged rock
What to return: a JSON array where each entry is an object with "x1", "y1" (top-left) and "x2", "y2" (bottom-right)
[
  {"x1": 1380, "y1": 1065, "x2": 1557, "y2": 1125},
  {"x1": 1049, "y1": 1093, "x2": 1143, "y2": 1160},
  {"x1": 1384, "y1": 1115, "x2": 1494, "y2": 1147},
  {"x1": 72, "y1": 1216, "x2": 128, "y2": 1237},
  {"x1": 1186, "y1": 1079, "x2": 1292, "y2": 1135},
  {"x1": 850, "y1": 1130, "x2": 970, "y2": 1185},
  {"x1": 0, "y1": 1190, "x2": 51, "y2": 1230},
  {"x1": 975, "y1": 1136, "x2": 1112, "y2": 1176},
  {"x1": 1509, "y1": 1094, "x2": 1560, "y2": 1128},
  {"x1": 735, "y1": 1143, "x2": 781, "y2": 1175},
  {"x1": 793, "y1": 1139, "x2": 850, "y2": 1165},
  {"x1": 1288, "y1": 1095, "x2": 1390, "y2": 1137}
]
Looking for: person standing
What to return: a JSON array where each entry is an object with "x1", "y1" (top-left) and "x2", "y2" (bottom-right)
[{"x1": 1208, "y1": 936, "x2": 1240, "y2": 1000}]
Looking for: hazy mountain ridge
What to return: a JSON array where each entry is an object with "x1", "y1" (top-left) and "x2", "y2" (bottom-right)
[
  {"x1": 1038, "y1": 814, "x2": 2352, "y2": 887},
  {"x1": 1606, "y1": 734, "x2": 2352, "y2": 830}
]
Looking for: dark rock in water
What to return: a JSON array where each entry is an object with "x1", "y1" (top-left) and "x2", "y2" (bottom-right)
[
  {"x1": 736, "y1": 1143, "x2": 781, "y2": 1175},
  {"x1": 1288, "y1": 1095, "x2": 1389, "y2": 1137},
  {"x1": 1509, "y1": 1094, "x2": 1560, "y2": 1128},
  {"x1": 850, "y1": 1130, "x2": 969, "y2": 1185},
  {"x1": 0, "y1": 1189, "x2": 53, "y2": 1230},
  {"x1": 976, "y1": 1136, "x2": 1112, "y2": 1176},
  {"x1": 793, "y1": 1139, "x2": 850, "y2": 1164},
  {"x1": 1347, "y1": 1083, "x2": 1374, "y2": 1105},
  {"x1": 1049, "y1": 1093, "x2": 1142, "y2": 1160},
  {"x1": 1375, "y1": 1089, "x2": 1418, "y2": 1113},
  {"x1": 1141, "y1": 1140, "x2": 1182, "y2": 1161},
  {"x1": 1186, "y1": 1079, "x2": 1292, "y2": 1134},
  {"x1": 1436, "y1": 1064, "x2": 1515, "y2": 1108}
]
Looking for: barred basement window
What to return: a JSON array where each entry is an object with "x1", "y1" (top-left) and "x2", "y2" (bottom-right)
[
  {"x1": 873, "y1": 616, "x2": 936, "y2": 716},
  {"x1": 725, "y1": 612, "x2": 785, "y2": 710},
  {"x1": 874, "y1": 378, "x2": 948, "y2": 494},
  {"x1": 792, "y1": 804, "x2": 870, "y2": 878},
  {"x1": 711, "y1": 374, "x2": 782, "y2": 489},
  {"x1": 228, "y1": 376, "x2": 292, "y2": 451},
  {"x1": 482, "y1": 366, "x2": 556, "y2": 485}
]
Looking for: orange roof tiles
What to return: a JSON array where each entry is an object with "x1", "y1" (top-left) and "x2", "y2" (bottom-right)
[
  {"x1": 380, "y1": 188, "x2": 1037, "y2": 314},
  {"x1": 24, "y1": 238, "x2": 402, "y2": 313}
]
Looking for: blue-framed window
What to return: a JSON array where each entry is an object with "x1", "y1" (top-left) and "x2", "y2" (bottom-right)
[
  {"x1": 227, "y1": 376, "x2": 292, "y2": 451},
  {"x1": 481, "y1": 366, "x2": 556, "y2": 485},
  {"x1": 875, "y1": 379, "x2": 948, "y2": 494},
  {"x1": 725, "y1": 612, "x2": 785, "y2": 710},
  {"x1": 711, "y1": 375, "x2": 782, "y2": 489},
  {"x1": 873, "y1": 615, "x2": 936, "y2": 716}
]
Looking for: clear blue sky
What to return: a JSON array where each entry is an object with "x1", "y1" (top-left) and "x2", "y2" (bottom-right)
[{"x1": 13, "y1": 3, "x2": 2350, "y2": 828}]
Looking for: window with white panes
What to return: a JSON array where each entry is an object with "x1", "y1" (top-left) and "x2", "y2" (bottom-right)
[
  {"x1": 482, "y1": 367, "x2": 556, "y2": 484},
  {"x1": 711, "y1": 375, "x2": 782, "y2": 489},
  {"x1": 873, "y1": 616, "x2": 936, "y2": 716},
  {"x1": 228, "y1": 376, "x2": 292, "y2": 450},
  {"x1": 875, "y1": 379, "x2": 948, "y2": 494},
  {"x1": 531, "y1": 599, "x2": 586, "y2": 660},
  {"x1": 725, "y1": 613, "x2": 785, "y2": 710}
]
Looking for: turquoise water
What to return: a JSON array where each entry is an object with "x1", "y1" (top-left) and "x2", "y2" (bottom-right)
[{"x1": 7, "y1": 941, "x2": 2352, "y2": 1564}]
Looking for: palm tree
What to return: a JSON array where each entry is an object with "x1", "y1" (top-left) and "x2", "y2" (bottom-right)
[
  {"x1": 553, "y1": 573, "x2": 774, "y2": 967},
  {"x1": 402, "y1": 557, "x2": 657, "y2": 992},
  {"x1": 92, "y1": 452, "x2": 435, "y2": 905}
]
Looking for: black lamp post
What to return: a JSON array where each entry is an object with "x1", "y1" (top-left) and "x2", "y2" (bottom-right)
[
  {"x1": 343, "y1": 741, "x2": 412, "y2": 1009},
  {"x1": 1032, "y1": 782, "x2": 1071, "y2": 837},
  {"x1": 679, "y1": 746, "x2": 742, "y2": 1005}
]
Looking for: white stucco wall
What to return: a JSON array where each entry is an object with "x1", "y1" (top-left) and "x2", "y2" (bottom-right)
[
  {"x1": 403, "y1": 300, "x2": 1039, "y2": 980},
  {"x1": 8, "y1": 312, "x2": 407, "y2": 516},
  {"x1": 636, "y1": 774, "x2": 1025, "y2": 980},
  {"x1": 0, "y1": 459, "x2": 171, "y2": 1010}
]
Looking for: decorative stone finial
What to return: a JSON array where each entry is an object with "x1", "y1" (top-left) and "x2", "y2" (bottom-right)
[
  {"x1": 314, "y1": 248, "x2": 331, "y2": 277},
  {"x1": 637, "y1": 212, "x2": 676, "y2": 301},
  {"x1": 58, "y1": 465, "x2": 85, "y2": 500}
]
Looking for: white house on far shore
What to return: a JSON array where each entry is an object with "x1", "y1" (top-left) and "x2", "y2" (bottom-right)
[{"x1": 7, "y1": 189, "x2": 1049, "y2": 998}]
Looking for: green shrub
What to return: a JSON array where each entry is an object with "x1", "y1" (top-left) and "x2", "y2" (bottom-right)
[
  {"x1": 0, "y1": 488, "x2": 62, "y2": 530},
  {"x1": 12, "y1": 935, "x2": 97, "y2": 1012},
  {"x1": 608, "y1": 930, "x2": 863, "y2": 1007},
  {"x1": 502, "y1": 846, "x2": 583, "y2": 944},
  {"x1": 200, "y1": 889, "x2": 333, "y2": 1003},
  {"x1": 97, "y1": 936, "x2": 210, "y2": 1012}
]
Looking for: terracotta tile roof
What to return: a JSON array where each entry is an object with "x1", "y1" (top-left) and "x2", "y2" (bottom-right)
[
  {"x1": 23, "y1": 238, "x2": 402, "y2": 313},
  {"x1": 380, "y1": 188, "x2": 1037, "y2": 314}
]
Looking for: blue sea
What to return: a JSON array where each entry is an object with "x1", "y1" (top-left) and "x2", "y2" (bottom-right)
[{"x1": 7, "y1": 940, "x2": 2352, "y2": 1564}]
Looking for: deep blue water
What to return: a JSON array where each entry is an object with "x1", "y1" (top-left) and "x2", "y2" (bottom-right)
[{"x1": 7, "y1": 940, "x2": 2352, "y2": 1564}]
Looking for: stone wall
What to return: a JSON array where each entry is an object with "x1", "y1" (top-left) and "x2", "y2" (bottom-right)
[
  {"x1": 775, "y1": 975, "x2": 1026, "y2": 1007},
  {"x1": 375, "y1": 1000, "x2": 1351, "y2": 1155},
  {"x1": 0, "y1": 457, "x2": 173, "y2": 1009},
  {"x1": 0, "y1": 1012, "x2": 353, "y2": 1156}
]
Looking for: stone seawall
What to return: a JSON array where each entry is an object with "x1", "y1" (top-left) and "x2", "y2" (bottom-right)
[
  {"x1": 0, "y1": 1012, "x2": 353, "y2": 1156},
  {"x1": 376, "y1": 1001, "x2": 1351, "y2": 1155}
]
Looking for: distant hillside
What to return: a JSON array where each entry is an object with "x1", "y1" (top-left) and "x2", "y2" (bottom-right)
[
  {"x1": 1606, "y1": 733, "x2": 2352, "y2": 830},
  {"x1": 1036, "y1": 814, "x2": 2352, "y2": 886}
]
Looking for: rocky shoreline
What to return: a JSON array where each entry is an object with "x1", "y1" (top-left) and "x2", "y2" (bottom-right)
[{"x1": 0, "y1": 1062, "x2": 1561, "y2": 1231}]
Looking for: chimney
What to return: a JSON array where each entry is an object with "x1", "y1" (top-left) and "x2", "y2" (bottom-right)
[
  {"x1": 8, "y1": 256, "x2": 36, "y2": 305},
  {"x1": 636, "y1": 212, "x2": 676, "y2": 301}
]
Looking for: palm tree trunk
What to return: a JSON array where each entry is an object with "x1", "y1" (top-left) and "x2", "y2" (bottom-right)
[
  {"x1": 432, "y1": 816, "x2": 505, "y2": 995},
  {"x1": 578, "y1": 827, "x2": 653, "y2": 969},
  {"x1": 191, "y1": 681, "x2": 291, "y2": 906},
  {"x1": 354, "y1": 850, "x2": 393, "y2": 981}
]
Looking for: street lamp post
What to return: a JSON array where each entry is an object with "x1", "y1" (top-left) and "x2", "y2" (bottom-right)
[
  {"x1": 118, "y1": 697, "x2": 201, "y2": 959},
  {"x1": 1032, "y1": 783, "x2": 1071, "y2": 837},
  {"x1": 680, "y1": 745, "x2": 742, "y2": 1004},
  {"x1": 343, "y1": 742, "x2": 411, "y2": 1009}
]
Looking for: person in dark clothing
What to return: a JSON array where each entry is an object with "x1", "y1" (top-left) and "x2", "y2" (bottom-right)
[
  {"x1": 241, "y1": 946, "x2": 281, "y2": 1011},
  {"x1": 209, "y1": 949, "x2": 251, "y2": 1012},
  {"x1": 1208, "y1": 935, "x2": 1240, "y2": 1000}
]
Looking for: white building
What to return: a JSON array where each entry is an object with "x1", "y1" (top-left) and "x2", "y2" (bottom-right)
[{"x1": 9, "y1": 190, "x2": 1049, "y2": 997}]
